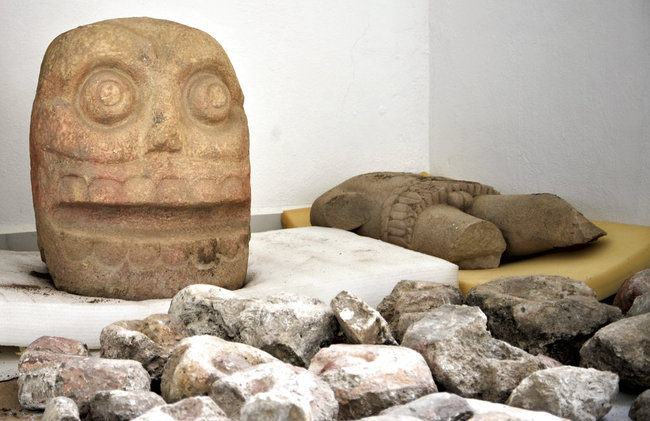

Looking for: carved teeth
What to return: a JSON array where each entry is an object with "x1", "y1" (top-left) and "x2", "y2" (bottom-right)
[{"x1": 58, "y1": 175, "x2": 244, "y2": 206}]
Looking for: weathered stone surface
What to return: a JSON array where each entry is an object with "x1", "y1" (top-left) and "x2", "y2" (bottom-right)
[
  {"x1": 629, "y1": 389, "x2": 650, "y2": 421},
  {"x1": 309, "y1": 344, "x2": 436, "y2": 419},
  {"x1": 42, "y1": 396, "x2": 80, "y2": 421},
  {"x1": 132, "y1": 396, "x2": 229, "y2": 421},
  {"x1": 580, "y1": 312, "x2": 650, "y2": 389},
  {"x1": 628, "y1": 293, "x2": 650, "y2": 317},
  {"x1": 465, "y1": 275, "x2": 622, "y2": 364},
  {"x1": 379, "y1": 392, "x2": 473, "y2": 420},
  {"x1": 88, "y1": 390, "x2": 165, "y2": 421},
  {"x1": 613, "y1": 269, "x2": 650, "y2": 314},
  {"x1": 331, "y1": 290, "x2": 396, "y2": 345},
  {"x1": 358, "y1": 416, "x2": 424, "y2": 421},
  {"x1": 31, "y1": 17, "x2": 251, "y2": 300},
  {"x1": 100, "y1": 313, "x2": 189, "y2": 380},
  {"x1": 25, "y1": 336, "x2": 89, "y2": 357},
  {"x1": 211, "y1": 361, "x2": 337, "y2": 421},
  {"x1": 506, "y1": 366, "x2": 618, "y2": 421},
  {"x1": 169, "y1": 284, "x2": 338, "y2": 366},
  {"x1": 377, "y1": 281, "x2": 464, "y2": 342},
  {"x1": 465, "y1": 398, "x2": 569, "y2": 421},
  {"x1": 401, "y1": 305, "x2": 546, "y2": 403},
  {"x1": 466, "y1": 193, "x2": 605, "y2": 257},
  {"x1": 160, "y1": 334, "x2": 278, "y2": 402}
]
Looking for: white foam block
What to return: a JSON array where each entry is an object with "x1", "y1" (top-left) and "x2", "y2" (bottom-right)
[{"x1": 0, "y1": 227, "x2": 457, "y2": 348}]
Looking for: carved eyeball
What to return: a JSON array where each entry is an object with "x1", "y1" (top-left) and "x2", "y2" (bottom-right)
[
  {"x1": 186, "y1": 72, "x2": 231, "y2": 124},
  {"x1": 79, "y1": 69, "x2": 135, "y2": 125}
]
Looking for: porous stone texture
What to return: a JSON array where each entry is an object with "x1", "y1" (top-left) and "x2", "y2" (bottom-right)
[
  {"x1": 505, "y1": 366, "x2": 619, "y2": 421},
  {"x1": 100, "y1": 313, "x2": 189, "y2": 380},
  {"x1": 465, "y1": 398, "x2": 570, "y2": 421},
  {"x1": 401, "y1": 305, "x2": 546, "y2": 403},
  {"x1": 131, "y1": 396, "x2": 230, "y2": 421},
  {"x1": 331, "y1": 290, "x2": 396, "y2": 345},
  {"x1": 580, "y1": 312, "x2": 650, "y2": 389},
  {"x1": 358, "y1": 416, "x2": 424, "y2": 421},
  {"x1": 465, "y1": 275, "x2": 622, "y2": 365},
  {"x1": 629, "y1": 389, "x2": 650, "y2": 421},
  {"x1": 466, "y1": 193, "x2": 605, "y2": 257},
  {"x1": 160, "y1": 334, "x2": 278, "y2": 402},
  {"x1": 30, "y1": 17, "x2": 251, "y2": 300},
  {"x1": 88, "y1": 390, "x2": 165, "y2": 421},
  {"x1": 377, "y1": 281, "x2": 464, "y2": 342},
  {"x1": 613, "y1": 269, "x2": 650, "y2": 314},
  {"x1": 628, "y1": 293, "x2": 650, "y2": 316},
  {"x1": 169, "y1": 284, "x2": 338, "y2": 366},
  {"x1": 42, "y1": 396, "x2": 80, "y2": 421},
  {"x1": 379, "y1": 392, "x2": 473, "y2": 420},
  {"x1": 210, "y1": 361, "x2": 338, "y2": 421},
  {"x1": 309, "y1": 344, "x2": 436, "y2": 419},
  {"x1": 25, "y1": 336, "x2": 90, "y2": 357}
]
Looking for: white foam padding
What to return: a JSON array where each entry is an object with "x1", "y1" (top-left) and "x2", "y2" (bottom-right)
[{"x1": 0, "y1": 227, "x2": 457, "y2": 349}]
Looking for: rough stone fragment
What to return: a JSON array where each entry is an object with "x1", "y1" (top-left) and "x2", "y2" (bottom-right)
[
  {"x1": 100, "y1": 313, "x2": 189, "y2": 380},
  {"x1": 25, "y1": 336, "x2": 89, "y2": 357},
  {"x1": 377, "y1": 281, "x2": 464, "y2": 342},
  {"x1": 132, "y1": 396, "x2": 229, "y2": 421},
  {"x1": 506, "y1": 366, "x2": 618, "y2": 421},
  {"x1": 42, "y1": 396, "x2": 80, "y2": 421},
  {"x1": 466, "y1": 193, "x2": 605, "y2": 257},
  {"x1": 613, "y1": 269, "x2": 650, "y2": 314},
  {"x1": 331, "y1": 290, "x2": 396, "y2": 345},
  {"x1": 464, "y1": 398, "x2": 569, "y2": 421},
  {"x1": 629, "y1": 389, "x2": 650, "y2": 421},
  {"x1": 160, "y1": 334, "x2": 278, "y2": 402},
  {"x1": 379, "y1": 392, "x2": 473, "y2": 420},
  {"x1": 401, "y1": 305, "x2": 546, "y2": 403},
  {"x1": 628, "y1": 293, "x2": 650, "y2": 317},
  {"x1": 169, "y1": 284, "x2": 338, "y2": 366},
  {"x1": 465, "y1": 275, "x2": 622, "y2": 364},
  {"x1": 358, "y1": 416, "x2": 423, "y2": 421},
  {"x1": 580, "y1": 312, "x2": 650, "y2": 389},
  {"x1": 309, "y1": 344, "x2": 436, "y2": 419},
  {"x1": 210, "y1": 361, "x2": 337, "y2": 421},
  {"x1": 88, "y1": 390, "x2": 165, "y2": 421},
  {"x1": 31, "y1": 17, "x2": 251, "y2": 300}
]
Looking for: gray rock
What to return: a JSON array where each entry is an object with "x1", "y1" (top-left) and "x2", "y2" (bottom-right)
[
  {"x1": 401, "y1": 305, "x2": 546, "y2": 403},
  {"x1": 358, "y1": 416, "x2": 424, "y2": 421},
  {"x1": 377, "y1": 281, "x2": 464, "y2": 342},
  {"x1": 309, "y1": 344, "x2": 436, "y2": 419},
  {"x1": 379, "y1": 392, "x2": 473, "y2": 420},
  {"x1": 160, "y1": 334, "x2": 278, "y2": 402},
  {"x1": 580, "y1": 312, "x2": 650, "y2": 389},
  {"x1": 506, "y1": 366, "x2": 618, "y2": 421},
  {"x1": 211, "y1": 361, "x2": 337, "y2": 421},
  {"x1": 464, "y1": 398, "x2": 569, "y2": 420},
  {"x1": 42, "y1": 396, "x2": 80, "y2": 421},
  {"x1": 169, "y1": 285, "x2": 338, "y2": 366},
  {"x1": 629, "y1": 389, "x2": 650, "y2": 421},
  {"x1": 628, "y1": 293, "x2": 650, "y2": 316},
  {"x1": 18, "y1": 337, "x2": 150, "y2": 413},
  {"x1": 24, "y1": 336, "x2": 89, "y2": 357},
  {"x1": 331, "y1": 290, "x2": 396, "y2": 345},
  {"x1": 613, "y1": 269, "x2": 650, "y2": 314},
  {"x1": 132, "y1": 396, "x2": 229, "y2": 421},
  {"x1": 100, "y1": 313, "x2": 189, "y2": 380},
  {"x1": 88, "y1": 390, "x2": 165, "y2": 421},
  {"x1": 464, "y1": 275, "x2": 622, "y2": 365}
]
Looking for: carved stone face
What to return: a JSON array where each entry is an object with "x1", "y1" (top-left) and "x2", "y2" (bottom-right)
[{"x1": 30, "y1": 18, "x2": 250, "y2": 300}]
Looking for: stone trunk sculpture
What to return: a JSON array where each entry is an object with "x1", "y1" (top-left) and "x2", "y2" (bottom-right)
[
  {"x1": 311, "y1": 172, "x2": 605, "y2": 269},
  {"x1": 30, "y1": 18, "x2": 250, "y2": 300}
]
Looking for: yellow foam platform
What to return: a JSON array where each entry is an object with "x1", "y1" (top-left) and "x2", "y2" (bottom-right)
[{"x1": 281, "y1": 208, "x2": 650, "y2": 300}]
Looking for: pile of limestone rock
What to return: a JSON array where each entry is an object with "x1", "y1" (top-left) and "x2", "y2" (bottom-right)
[{"x1": 16, "y1": 270, "x2": 650, "y2": 421}]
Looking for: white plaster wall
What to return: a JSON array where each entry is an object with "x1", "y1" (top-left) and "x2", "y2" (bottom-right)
[
  {"x1": 430, "y1": 0, "x2": 649, "y2": 226},
  {"x1": 0, "y1": 0, "x2": 430, "y2": 232}
]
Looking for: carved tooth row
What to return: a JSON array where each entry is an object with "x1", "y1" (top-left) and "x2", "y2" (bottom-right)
[
  {"x1": 58, "y1": 175, "x2": 245, "y2": 205},
  {"x1": 60, "y1": 235, "x2": 243, "y2": 271}
]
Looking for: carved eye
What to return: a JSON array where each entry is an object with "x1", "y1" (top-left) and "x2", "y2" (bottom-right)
[
  {"x1": 186, "y1": 73, "x2": 231, "y2": 124},
  {"x1": 79, "y1": 69, "x2": 135, "y2": 125}
]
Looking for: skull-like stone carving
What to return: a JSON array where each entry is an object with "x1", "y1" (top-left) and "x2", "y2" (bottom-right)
[{"x1": 30, "y1": 18, "x2": 250, "y2": 300}]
